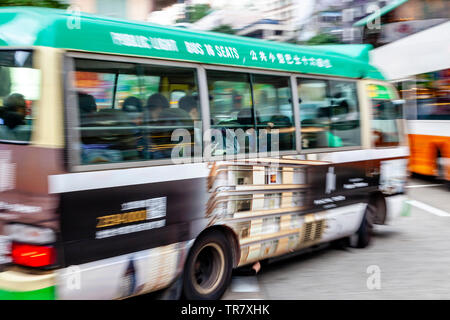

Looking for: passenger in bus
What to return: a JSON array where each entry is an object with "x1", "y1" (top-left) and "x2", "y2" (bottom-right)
[
  {"x1": 179, "y1": 95, "x2": 202, "y2": 153},
  {"x1": 146, "y1": 93, "x2": 169, "y2": 122},
  {"x1": 179, "y1": 95, "x2": 199, "y2": 121},
  {"x1": 122, "y1": 96, "x2": 143, "y2": 125},
  {"x1": 122, "y1": 96, "x2": 143, "y2": 113},
  {"x1": 140, "y1": 93, "x2": 171, "y2": 159},
  {"x1": 77, "y1": 92, "x2": 124, "y2": 164},
  {"x1": 78, "y1": 92, "x2": 97, "y2": 114},
  {"x1": 2, "y1": 93, "x2": 26, "y2": 129}
]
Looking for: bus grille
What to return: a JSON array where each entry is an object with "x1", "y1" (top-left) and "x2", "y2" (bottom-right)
[{"x1": 302, "y1": 220, "x2": 325, "y2": 243}]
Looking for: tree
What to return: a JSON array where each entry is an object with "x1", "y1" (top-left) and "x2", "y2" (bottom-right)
[
  {"x1": 306, "y1": 33, "x2": 341, "y2": 45},
  {"x1": 211, "y1": 25, "x2": 235, "y2": 35},
  {"x1": 185, "y1": 4, "x2": 210, "y2": 23},
  {"x1": 0, "y1": 0, "x2": 68, "y2": 8}
]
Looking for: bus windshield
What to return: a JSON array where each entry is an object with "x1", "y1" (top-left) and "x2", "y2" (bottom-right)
[
  {"x1": 0, "y1": 50, "x2": 40, "y2": 143},
  {"x1": 368, "y1": 84, "x2": 403, "y2": 147}
]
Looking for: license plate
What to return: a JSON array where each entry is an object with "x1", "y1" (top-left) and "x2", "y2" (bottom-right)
[{"x1": 0, "y1": 236, "x2": 11, "y2": 265}]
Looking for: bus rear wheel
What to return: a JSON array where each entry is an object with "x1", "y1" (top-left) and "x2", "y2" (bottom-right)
[
  {"x1": 183, "y1": 231, "x2": 232, "y2": 300},
  {"x1": 436, "y1": 149, "x2": 446, "y2": 181}
]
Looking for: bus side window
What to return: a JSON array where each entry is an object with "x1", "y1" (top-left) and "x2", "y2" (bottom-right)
[
  {"x1": 328, "y1": 80, "x2": 361, "y2": 147},
  {"x1": 297, "y1": 79, "x2": 330, "y2": 149},
  {"x1": 207, "y1": 70, "x2": 253, "y2": 156},
  {"x1": 74, "y1": 63, "x2": 139, "y2": 164},
  {"x1": 371, "y1": 101, "x2": 401, "y2": 147},
  {"x1": 368, "y1": 84, "x2": 401, "y2": 148},
  {"x1": 73, "y1": 59, "x2": 200, "y2": 165},
  {"x1": 252, "y1": 74, "x2": 295, "y2": 152},
  {"x1": 297, "y1": 78, "x2": 361, "y2": 149},
  {"x1": 206, "y1": 71, "x2": 296, "y2": 156},
  {"x1": 139, "y1": 65, "x2": 199, "y2": 160}
]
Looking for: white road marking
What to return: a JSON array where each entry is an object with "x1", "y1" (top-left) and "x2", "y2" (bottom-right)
[
  {"x1": 406, "y1": 184, "x2": 443, "y2": 189},
  {"x1": 230, "y1": 276, "x2": 260, "y2": 293},
  {"x1": 406, "y1": 200, "x2": 450, "y2": 217},
  {"x1": 222, "y1": 276, "x2": 265, "y2": 300}
]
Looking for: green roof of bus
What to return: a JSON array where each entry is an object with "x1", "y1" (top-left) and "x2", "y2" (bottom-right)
[{"x1": 0, "y1": 7, "x2": 385, "y2": 80}]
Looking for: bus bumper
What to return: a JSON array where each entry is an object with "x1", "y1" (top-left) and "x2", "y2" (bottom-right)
[{"x1": 0, "y1": 269, "x2": 56, "y2": 300}]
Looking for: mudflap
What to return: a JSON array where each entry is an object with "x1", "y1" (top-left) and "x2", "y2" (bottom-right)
[{"x1": 154, "y1": 274, "x2": 184, "y2": 300}]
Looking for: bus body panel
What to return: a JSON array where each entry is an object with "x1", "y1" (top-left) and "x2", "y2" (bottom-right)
[
  {"x1": 408, "y1": 121, "x2": 450, "y2": 180},
  {"x1": 0, "y1": 145, "x2": 62, "y2": 242},
  {"x1": 0, "y1": 153, "x2": 408, "y2": 300}
]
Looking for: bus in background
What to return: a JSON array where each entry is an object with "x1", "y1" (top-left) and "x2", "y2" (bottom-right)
[
  {"x1": 400, "y1": 69, "x2": 450, "y2": 186},
  {"x1": 0, "y1": 7, "x2": 408, "y2": 300},
  {"x1": 371, "y1": 21, "x2": 450, "y2": 187}
]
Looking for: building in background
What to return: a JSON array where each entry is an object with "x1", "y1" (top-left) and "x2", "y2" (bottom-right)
[
  {"x1": 236, "y1": 0, "x2": 314, "y2": 42},
  {"x1": 353, "y1": 0, "x2": 449, "y2": 47},
  {"x1": 190, "y1": 8, "x2": 261, "y2": 31},
  {"x1": 64, "y1": 0, "x2": 448, "y2": 46},
  {"x1": 297, "y1": 0, "x2": 394, "y2": 44},
  {"x1": 236, "y1": 19, "x2": 291, "y2": 41},
  {"x1": 65, "y1": 0, "x2": 178, "y2": 21}
]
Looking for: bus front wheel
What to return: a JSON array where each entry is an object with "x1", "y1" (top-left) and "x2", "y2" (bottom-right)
[
  {"x1": 350, "y1": 204, "x2": 374, "y2": 248},
  {"x1": 182, "y1": 231, "x2": 233, "y2": 300}
]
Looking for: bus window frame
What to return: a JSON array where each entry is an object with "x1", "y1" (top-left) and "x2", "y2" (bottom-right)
[
  {"x1": 64, "y1": 54, "x2": 81, "y2": 170},
  {"x1": 296, "y1": 75, "x2": 363, "y2": 153},
  {"x1": 65, "y1": 51, "x2": 206, "y2": 172}
]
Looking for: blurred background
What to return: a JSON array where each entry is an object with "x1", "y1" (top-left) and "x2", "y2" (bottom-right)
[{"x1": 1, "y1": 0, "x2": 448, "y2": 46}]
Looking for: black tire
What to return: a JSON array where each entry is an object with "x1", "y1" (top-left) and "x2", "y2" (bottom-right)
[
  {"x1": 435, "y1": 150, "x2": 450, "y2": 190},
  {"x1": 371, "y1": 193, "x2": 387, "y2": 225},
  {"x1": 350, "y1": 204, "x2": 375, "y2": 248},
  {"x1": 436, "y1": 150, "x2": 446, "y2": 182},
  {"x1": 182, "y1": 231, "x2": 232, "y2": 300}
]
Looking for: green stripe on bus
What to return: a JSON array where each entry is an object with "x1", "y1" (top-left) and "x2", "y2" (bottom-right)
[{"x1": 0, "y1": 286, "x2": 55, "y2": 300}]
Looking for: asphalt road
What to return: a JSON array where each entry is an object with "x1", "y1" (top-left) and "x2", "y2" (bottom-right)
[{"x1": 223, "y1": 177, "x2": 450, "y2": 300}]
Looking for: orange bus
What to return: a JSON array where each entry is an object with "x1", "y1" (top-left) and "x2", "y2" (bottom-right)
[{"x1": 371, "y1": 22, "x2": 450, "y2": 186}]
